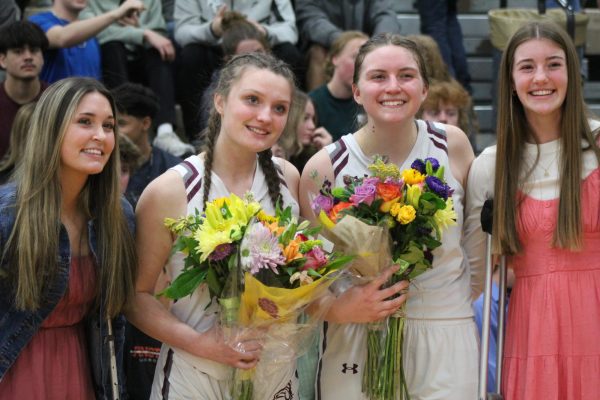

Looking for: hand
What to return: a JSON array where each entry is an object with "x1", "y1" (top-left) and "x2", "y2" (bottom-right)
[
  {"x1": 195, "y1": 325, "x2": 263, "y2": 369},
  {"x1": 311, "y1": 127, "x2": 333, "y2": 149},
  {"x1": 118, "y1": 13, "x2": 139, "y2": 27},
  {"x1": 210, "y1": 5, "x2": 228, "y2": 38},
  {"x1": 144, "y1": 30, "x2": 175, "y2": 61},
  {"x1": 328, "y1": 265, "x2": 409, "y2": 324},
  {"x1": 114, "y1": 0, "x2": 145, "y2": 20}
]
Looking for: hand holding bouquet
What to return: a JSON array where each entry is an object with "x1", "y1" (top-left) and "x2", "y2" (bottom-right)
[
  {"x1": 160, "y1": 193, "x2": 353, "y2": 400},
  {"x1": 311, "y1": 156, "x2": 457, "y2": 400}
]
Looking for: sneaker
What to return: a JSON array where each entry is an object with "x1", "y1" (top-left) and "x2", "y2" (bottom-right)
[{"x1": 153, "y1": 131, "x2": 195, "y2": 157}]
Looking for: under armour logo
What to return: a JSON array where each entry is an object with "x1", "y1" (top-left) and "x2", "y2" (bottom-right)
[
  {"x1": 341, "y1": 363, "x2": 358, "y2": 374},
  {"x1": 272, "y1": 380, "x2": 293, "y2": 399}
]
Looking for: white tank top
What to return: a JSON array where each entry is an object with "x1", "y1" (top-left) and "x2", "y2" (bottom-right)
[
  {"x1": 325, "y1": 120, "x2": 472, "y2": 318},
  {"x1": 165, "y1": 154, "x2": 299, "y2": 379}
]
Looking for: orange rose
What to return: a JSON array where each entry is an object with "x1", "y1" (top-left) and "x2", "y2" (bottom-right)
[
  {"x1": 329, "y1": 201, "x2": 353, "y2": 222},
  {"x1": 376, "y1": 182, "x2": 402, "y2": 202}
]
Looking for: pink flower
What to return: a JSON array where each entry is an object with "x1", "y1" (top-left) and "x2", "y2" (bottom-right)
[
  {"x1": 302, "y1": 247, "x2": 328, "y2": 271},
  {"x1": 349, "y1": 182, "x2": 377, "y2": 206}
]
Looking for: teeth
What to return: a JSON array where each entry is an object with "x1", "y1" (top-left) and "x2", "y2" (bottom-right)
[
  {"x1": 381, "y1": 100, "x2": 405, "y2": 106},
  {"x1": 82, "y1": 149, "x2": 102, "y2": 155},
  {"x1": 531, "y1": 90, "x2": 553, "y2": 96},
  {"x1": 248, "y1": 126, "x2": 268, "y2": 135}
]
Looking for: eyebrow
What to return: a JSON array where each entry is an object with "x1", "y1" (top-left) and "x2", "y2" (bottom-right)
[
  {"x1": 241, "y1": 89, "x2": 291, "y2": 105},
  {"x1": 366, "y1": 66, "x2": 418, "y2": 73},
  {"x1": 515, "y1": 55, "x2": 565, "y2": 65},
  {"x1": 76, "y1": 112, "x2": 115, "y2": 119}
]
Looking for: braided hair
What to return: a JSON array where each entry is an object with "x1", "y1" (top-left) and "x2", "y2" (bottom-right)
[{"x1": 201, "y1": 52, "x2": 296, "y2": 209}]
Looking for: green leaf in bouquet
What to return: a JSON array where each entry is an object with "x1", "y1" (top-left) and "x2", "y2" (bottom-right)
[
  {"x1": 398, "y1": 242, "x2": 425, "y2": 265},
  {"x1": 322, "y1": 254, "x2": 355, "y2": 272},
  {"x1": 408, "y1": 259, "x2": 431, "y2": 280},
  {"x1": 420, "y1": 192, "x2": 446, "y2": 209},
  {"x1": 302, "y1": 225, "x2": 322, "y2": 237},
  {"x1": 435, "y1": 165, "x2": 446, "y2": 180},
  {"x1": 393, "y1": 258, "x2": 411, "y2": 275},
  {"x1": 158, "y1": 268, "x2": 207, "y2": 299},
  {"x1": 206, "y1": 266, "x2": 224, "y2": 298}
]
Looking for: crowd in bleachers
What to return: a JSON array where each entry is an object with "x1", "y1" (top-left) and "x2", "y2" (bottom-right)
[{"x1": 1, "y1": 1, "x2": 599, "y2": 400}]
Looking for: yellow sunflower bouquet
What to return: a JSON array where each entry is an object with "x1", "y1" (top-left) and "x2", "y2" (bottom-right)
[{"x1": 161, "y1": 193, "x2": 353, "y2": 400}]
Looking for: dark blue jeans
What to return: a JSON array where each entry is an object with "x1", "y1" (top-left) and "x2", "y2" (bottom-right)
[{"x1": 417, "y1": 0, "x2": 472, "y2": 93}]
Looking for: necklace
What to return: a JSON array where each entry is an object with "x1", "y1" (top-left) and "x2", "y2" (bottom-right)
[{"x1": 537, "y1": 151, "x2": 559, "y2": 178}]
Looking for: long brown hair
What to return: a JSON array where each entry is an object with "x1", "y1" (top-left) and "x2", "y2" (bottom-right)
[
  {"x1": 493, "y1": 21, "x2": 600, "y2": 255},
  {"x1": 201, "y1": 52, "x2": 296, "y2": 209},
  {"x1": 5, "y1": 78, "x2": 137, "y2": 317}
]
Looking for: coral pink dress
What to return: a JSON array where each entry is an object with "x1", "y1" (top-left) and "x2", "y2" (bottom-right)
[
  {"x1": 0, "y1": 256, "x2": 97, "y2": 399},
  {"x1": 502, "y1": 166, "x2": 600, "y2": 400}
]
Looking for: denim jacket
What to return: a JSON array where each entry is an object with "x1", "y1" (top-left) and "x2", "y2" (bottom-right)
[{"x1": 0, "y1": 184, "x2": 135, "y2": 399}]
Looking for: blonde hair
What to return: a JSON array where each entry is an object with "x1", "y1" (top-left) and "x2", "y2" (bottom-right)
[
  {"x1": 325, "y1": 30, "x2": 368, "y2": 80},
  {"x1": 5, "y1": 78, "x2": 137, "y2": 317},
  {"x1": 201, "y1": 53, "x2": 296, "y2": 209},
  {"x1": 278, "y1": 90, "x2": 310, "y2": 158},
  {"x1": 493, "y1": 21, "x2": 600, "y2": 255}
]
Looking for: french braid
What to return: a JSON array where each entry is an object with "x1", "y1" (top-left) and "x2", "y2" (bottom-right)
[
  {"x1": 257, "y1": 148, "x2": 283, "y2": 209},
  {"x1": 200, "y1": 52, "x2": 296, "y2": 209}
]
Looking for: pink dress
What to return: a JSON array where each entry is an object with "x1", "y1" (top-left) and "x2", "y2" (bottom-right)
[
  {"x1": 0, "y1": 256, "x2": 97, "y2": 399},
  {"x1": 501, "y1": 168, "x2": 600, "y2": 399}
]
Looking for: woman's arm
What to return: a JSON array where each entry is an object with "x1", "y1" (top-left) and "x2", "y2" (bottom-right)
[{"x1": 125, "y1": 170, "x2": 260, "y2": 369}]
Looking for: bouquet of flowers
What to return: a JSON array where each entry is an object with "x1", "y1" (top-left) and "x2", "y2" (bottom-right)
[
  {"x1": 311, "y1": 156, "x2": 457, "y2": 400},
  {"x1": 160, "y1": 193, "x2": 353, "y2": 400}
]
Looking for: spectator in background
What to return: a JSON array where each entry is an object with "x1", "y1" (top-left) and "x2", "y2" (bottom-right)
[
  {"x1": 0, "y1": 21, "x2": 49, "y2": 159},
  {"x1": 416, "y1": 0, "x2": 472, "y2": 93},
  {"x1": 278, "y1": 90, "x2": 332, "y2": 173},
  {"x1": 418, "y1": 79, "x2": 478, "y2": 141},
  {"x1": 309, "y1": 31, "x2": 367, "y2": 142},
  {"x1": 406, "y1": 34, "x2": 451, "y2": 83},
  {"x1": 28, "y1": 0, "x2": 144, "y2": 83},
  {"x1": 82, "y1": 0, "x2": 193, "y2": 158},
  {"x1": 0, "y1": 0, "x2": 19, "y2": 30},
  {"x1": 174, "y1": 0, "x2": 302, "y2": 141},
  {"x1": 295, "y1": 0, "x2": 401, "y2": 90},
  {"x1": 117, "y1": 134, "x2": 143, "y2": 194},
  {"x1": 0, "y1": 102, "x2": 36, "y2": 184},
  {"x1": 112, "y1": 82, "x2": 181, "y2": 209}
]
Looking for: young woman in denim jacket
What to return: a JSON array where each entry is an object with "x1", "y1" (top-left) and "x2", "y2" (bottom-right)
[{"x1": 0, "y1": 77, "x2": 137, "y2": 399}]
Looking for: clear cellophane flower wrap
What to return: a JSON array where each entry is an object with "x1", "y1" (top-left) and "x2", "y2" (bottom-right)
[
  {"x1": 317, "y1": 214, "x2": 409, "y2": 399},
  {"x1": 311, "y1": 157, "x2": 458, "y2": 400},
  {"x1": 219, "y1": 264, "x2": 339, "y2": 400}
]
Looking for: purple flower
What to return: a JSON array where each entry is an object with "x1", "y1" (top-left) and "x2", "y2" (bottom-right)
[
  {"x1": 410, "y1": 159, "x2": 426, "y2": 174},
  {"x1": 424, "y1": 157, "x2": 440, "y2": 172},
  {"x1": 425, "y1": 176, "x2": 451, "y2": 200},
  {"x1": 208, "y1": 243, "x2": 234, "y2": 261},
  {"x1": 363, "y1": 177, "x2": 380, "y2": 186},
  {"x1": 312, "y1": 194, "x2": 334, "y2": 214},
  {"x1": 349, "y1": 181, "x2": 377, "y2": 206}
]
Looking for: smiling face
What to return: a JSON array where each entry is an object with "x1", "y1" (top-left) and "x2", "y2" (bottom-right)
[
  {"x1": 215, "y1": 67, "x2": 292, "y2": 154},
  {"x1": 512, "y1": 38, "x2": 567, "y2": 121},
  {"x1": 353, "y1": 45, "x2": 428, "y2": 125},
  {"x1": 0, "y1": 45, "x2": 44, "y2": 81},
  {"x1": 60, "y1": 92, "x2": 116, "y2": 181}
]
